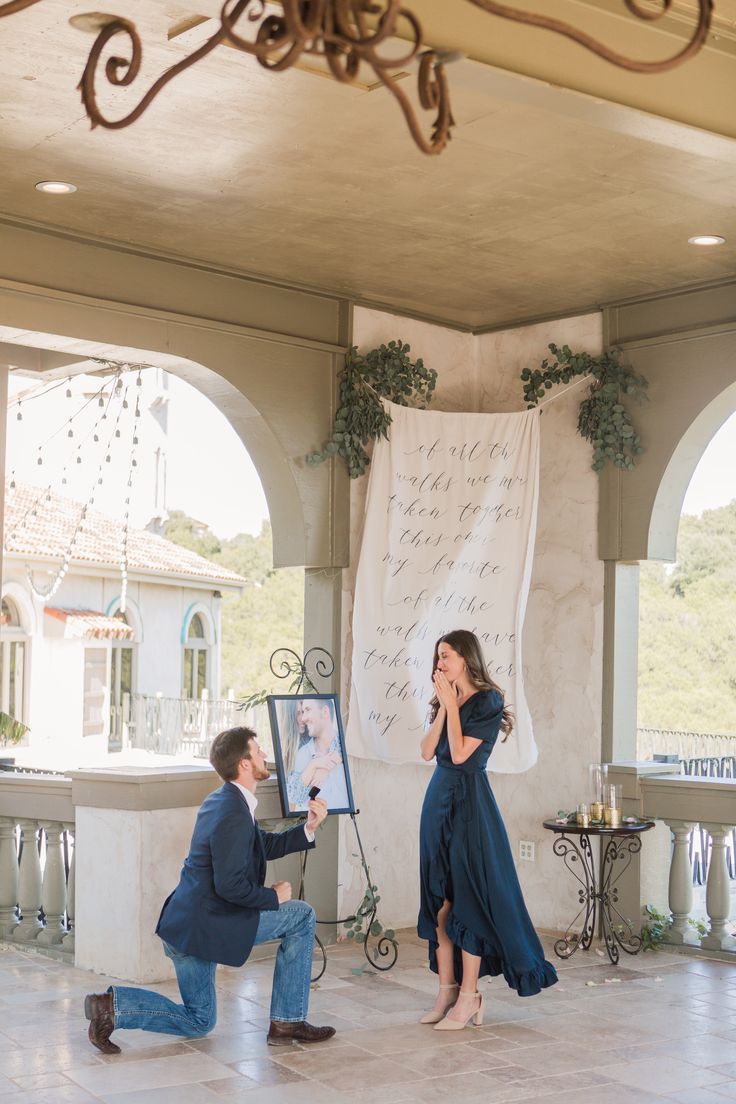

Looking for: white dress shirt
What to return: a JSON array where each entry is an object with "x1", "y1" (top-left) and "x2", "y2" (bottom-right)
[{"x1": 232, "y1": 781, "x2": 315, "y2": 842}]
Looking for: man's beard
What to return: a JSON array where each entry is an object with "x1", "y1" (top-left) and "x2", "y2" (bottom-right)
[{"x1": 253, "y1": 764, "x2": 270, "y2": 782}]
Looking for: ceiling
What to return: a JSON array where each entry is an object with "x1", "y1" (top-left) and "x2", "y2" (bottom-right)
[{"x1": 0, "y1": 0, "x2": 734, "y2": 331}]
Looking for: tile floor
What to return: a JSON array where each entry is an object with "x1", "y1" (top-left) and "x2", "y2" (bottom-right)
[{"x1": 1, "y1": 932, "x2": 736, "y2": 1104}]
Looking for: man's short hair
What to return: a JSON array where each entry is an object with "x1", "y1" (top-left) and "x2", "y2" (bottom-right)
[
  {"x1": 209, "y1": 726, "x2": 256, "y2": 781},
  {"x1": 316, "y1": 697, "x2": 335, "y2": 722}
]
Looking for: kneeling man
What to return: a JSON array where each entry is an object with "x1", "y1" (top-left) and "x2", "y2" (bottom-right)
[{"x1": 85, "y1": 725, "x2": 334, "y2": 1053}]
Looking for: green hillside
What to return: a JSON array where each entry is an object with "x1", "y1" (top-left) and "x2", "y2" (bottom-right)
[
  {"x1": 638, "y1": 501, "x2": 736, "y2": 734},
  {"x1": 164, "y1": 512, "x2": 304, "y2": 698}
]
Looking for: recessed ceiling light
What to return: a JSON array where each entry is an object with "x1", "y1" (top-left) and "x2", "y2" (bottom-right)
[
  {"x1": 688, "y1": 235, "x2": 726, "y2": 246},
  {"x1": 35, "y1": 180, "x2": 77, "y2": 195}
]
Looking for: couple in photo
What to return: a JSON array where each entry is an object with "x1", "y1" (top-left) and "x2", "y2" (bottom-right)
[{"x1": 85, "y1": 631, "x2": 555, "y2": 1055}]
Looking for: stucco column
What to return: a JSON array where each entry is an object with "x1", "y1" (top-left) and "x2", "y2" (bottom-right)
[
  {"x1": 601, "y1": 561, "x2": 639, "y2": 763},
  {"x1": 71, "y1": 766, "x2": 220, "y2": 982}
]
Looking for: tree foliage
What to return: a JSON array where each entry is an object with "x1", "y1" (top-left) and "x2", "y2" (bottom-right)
[
  {"x1": 165, "y1": 513, "x2": 303, "y2": 698},
  {"x1": 638, "y1": 502, "x2": 736, "y2": 733},
  {"x1": 163, "y1": 509, "x2": 222, "y2": 560}
]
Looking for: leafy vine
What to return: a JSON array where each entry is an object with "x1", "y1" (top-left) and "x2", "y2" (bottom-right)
[
  {"x1": 521, "y1": 344, "x2": 648, "y2": 472},
  {"x1": 307, "y1": 341, "x2": 437, "y2": 478},
  {"x1": 344, "y1": 883, "x2": 396, "y2": 965}
]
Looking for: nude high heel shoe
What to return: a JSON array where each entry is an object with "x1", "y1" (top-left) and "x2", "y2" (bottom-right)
[
  {"x1": 434, "y1": 990, "x2": 484, "y2": 1030},
  {"x1": 419, "y1": 983, "x2": 459, "y2": 1024}
]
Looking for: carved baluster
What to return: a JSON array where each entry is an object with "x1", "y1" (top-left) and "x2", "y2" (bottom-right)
[
  {"x1": 664, "y1": 820, "x2": 697, "y2": 944},
  {"x1": 14, "y1": 819, "x2": 43, "y2": 941},
  {"x1": 62, "y1": 823, "x2": 75, "y2": 952},
  {"x1": 37, "y1": 822, "x2": 67, "y2": 945},
  {"x1": 701, "y1": 823, "x2": 735, "y2": 951},
  {"x1": 0, "y1": 818, "x2": 19, "y2": 937}
]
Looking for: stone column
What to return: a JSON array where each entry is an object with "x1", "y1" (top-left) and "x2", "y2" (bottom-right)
[
  {"x1": 0, "y1": 818, "x2": 19, "y2": 937},
  {"x1": 37, "y1": 822, "x2": 67, "y2": 945},
  {"x1": 701, "y1": 823, "x2": 735, "y2": 951},
  {"x1": 664, "y1": 820, "x2": 697, "y2": 944},
  {"x1": 14, "y1": 819, "x2": 43, "y2": 941}
]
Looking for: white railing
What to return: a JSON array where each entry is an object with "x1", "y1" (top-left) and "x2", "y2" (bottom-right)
[
  {"x1": 0, "y1": 774, "x2": 75, "y2": 959},
  {"x1": 127, "y1": 695, "x2": 271, "y2": 759},
  {"x1": 640, "y1": 773, "x2": 736, "y2": 955},
  {"x1": 638, "y1": 727, "x2": 736, "y2": 762}
]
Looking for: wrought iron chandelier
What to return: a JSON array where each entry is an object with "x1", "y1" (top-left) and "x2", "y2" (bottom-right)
[{"x1": 1, "y1": 1, "x2": 715, "y2": 155}]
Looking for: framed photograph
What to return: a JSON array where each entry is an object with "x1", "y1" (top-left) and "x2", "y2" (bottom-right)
[{"x1": 267, "y1": 693, "x2": 355, "y2": 818}]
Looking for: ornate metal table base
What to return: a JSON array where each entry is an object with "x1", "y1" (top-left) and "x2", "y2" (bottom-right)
[{"x1": 543, "y1": 820, "x2": 654, "y2": 965}]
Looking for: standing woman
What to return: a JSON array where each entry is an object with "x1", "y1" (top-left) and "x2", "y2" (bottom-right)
[{"x1": 418, "y1": 630, "x2": 557, "y2": 1029}]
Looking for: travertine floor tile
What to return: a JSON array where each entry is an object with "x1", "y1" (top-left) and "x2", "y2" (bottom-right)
[
  {"x1": 64, "y1": 1052, "x2": 239, "y2": 1096},
  {"x1": 98, "y1": 1086, "x2": 216, "y2": 1104},
  {"x1": 1, "y1": 931, "x2": 735, "y2": 1103},
  {"x1": 597, "y1": 1054, "x2": 727, "y2": 1094}
]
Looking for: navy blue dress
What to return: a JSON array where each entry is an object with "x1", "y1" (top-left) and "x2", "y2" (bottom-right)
[{"x1": 418, "y1": 690, "x2": 558, "y2": 997}]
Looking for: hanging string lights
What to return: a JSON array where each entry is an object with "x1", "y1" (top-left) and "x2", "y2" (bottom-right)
[{"x1": 5, "y1": 361, "x2": 146, "y2": 611}]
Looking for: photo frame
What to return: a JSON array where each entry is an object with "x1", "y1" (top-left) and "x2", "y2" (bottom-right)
[{"x1": 267, "y1": 693, "x2": 356, "y2": 818}]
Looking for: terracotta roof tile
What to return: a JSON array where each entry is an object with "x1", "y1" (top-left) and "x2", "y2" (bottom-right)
[
  {"x1": 45, "y1": 608, "x2": 136, "y2": 640},
  {"x1": 4, "y1": 482, "x2": 246, "y2": 588}
]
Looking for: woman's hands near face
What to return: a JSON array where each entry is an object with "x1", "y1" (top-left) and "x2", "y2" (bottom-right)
[{"x1": 433, "y1": 669, "x2": 459, "y2": 710}]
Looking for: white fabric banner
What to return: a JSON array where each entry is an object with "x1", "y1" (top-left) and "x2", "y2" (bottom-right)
[{"x1": 347, "y1": 402, "x2": 540, "y2": 772}]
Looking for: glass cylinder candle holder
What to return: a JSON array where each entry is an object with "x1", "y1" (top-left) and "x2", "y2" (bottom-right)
[
  {"x1": 588, "y1": 762, "x2": 608, "y2": 804},
  {"x1": 604, "y1": 783, "x2": 622, "y2": 827},
  {"x1": 590, "y1": 801, "x2": 604, "y2": 822},
  {"x1": 576, "y1": 803, "x2": 589, "y2": 828}
]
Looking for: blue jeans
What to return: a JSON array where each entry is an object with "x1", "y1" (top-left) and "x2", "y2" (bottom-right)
[{"x1": 111, "y1": 900, "x2": 316, "y2": 1035}]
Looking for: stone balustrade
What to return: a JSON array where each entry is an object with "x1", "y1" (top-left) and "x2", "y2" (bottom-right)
[
  {"x1": 0, "y1": 773, "x2": 75, "y2": 958},
  {"x1": 608, "y1": 763, "x2": 736, "y2": 956},
  {"x1": 0, "y1": 764, "x2": 339, "y2": 983}
]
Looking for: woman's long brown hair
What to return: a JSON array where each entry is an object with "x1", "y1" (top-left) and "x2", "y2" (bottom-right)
[{"x1": 429, "y1": 629, "x2": 514, "y2": 739}]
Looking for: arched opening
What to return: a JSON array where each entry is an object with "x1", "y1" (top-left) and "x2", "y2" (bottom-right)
[
  {"x1": 638, "y1": 404, "x2": 736, "y2": 763},
  {"x1": 182, "y1": 610, "x2": 212, "y2": 701},
  {"x1": 2, "y1": 333, "x2": 314, "y2": 767}
]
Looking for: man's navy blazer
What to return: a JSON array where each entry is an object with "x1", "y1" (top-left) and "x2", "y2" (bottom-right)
[{"x1": 156, "y1": 781, "x2": 314, "y2": 966}]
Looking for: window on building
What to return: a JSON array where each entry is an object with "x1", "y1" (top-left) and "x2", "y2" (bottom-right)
[
  {"x1": 0, "y1": 597, "x2": 27, "y2": 722},
  {"x1": 83, "y1": 648, "x2": 107, "y2": 738},
  {"x1": 183, "y1": 613, "x2": 208, "y2": 699},
  {"x1": 109, "y1": 609, "x2": 134, "y2": 749}
]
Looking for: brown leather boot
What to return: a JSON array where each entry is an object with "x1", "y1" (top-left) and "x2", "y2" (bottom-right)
[
  {"x1": 84, "y1": 992, "x2": 121, "y2": 1055},
  {"x1": 267, "y1": 1020, "x2": 336, "y2": 1046}
]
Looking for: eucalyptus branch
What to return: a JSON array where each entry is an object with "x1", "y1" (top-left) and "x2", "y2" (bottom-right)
[
  {"x1": 307, "y1": 341, "x2": 437, "y2": 478},
  {"x1": 522, "y1": 344, "x2": 648, "y2": 472}
]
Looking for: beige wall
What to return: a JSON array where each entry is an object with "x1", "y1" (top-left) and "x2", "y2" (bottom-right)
[{"x1": 339, "y1": 306, "x2": 604, "y2": 933}]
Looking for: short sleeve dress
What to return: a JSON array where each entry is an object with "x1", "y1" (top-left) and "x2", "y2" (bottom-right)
[{"x1": 418, "y1": 690, "x2": 558, "y2": 997}]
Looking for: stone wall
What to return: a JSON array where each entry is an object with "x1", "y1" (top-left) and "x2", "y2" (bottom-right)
[{"x1": 338, "y1": 307, "x2": 604, "y2": 935}]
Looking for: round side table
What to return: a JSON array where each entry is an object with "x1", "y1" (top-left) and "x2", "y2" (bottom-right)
[{"x1": 542, "y1": 819, "x2": 655, "y2": 965}]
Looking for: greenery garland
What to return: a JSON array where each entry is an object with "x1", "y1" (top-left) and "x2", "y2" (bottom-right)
[
  {"x1": 521, "y1": 344, "x2": 648, "y2": 472},
  {"x1": 307, "y1": 341, "x2": 437, "y2": 478},
  {"x1": 0, "y1": 711, "x2": 28, "y2": 747}
]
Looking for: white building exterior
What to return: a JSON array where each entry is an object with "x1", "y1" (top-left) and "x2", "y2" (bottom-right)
[{"x1": 2, "y1": 483, "x2": 244, "y2": 765}]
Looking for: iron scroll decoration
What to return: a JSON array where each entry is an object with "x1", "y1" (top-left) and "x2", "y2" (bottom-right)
[
  {"x1": 1, "y1": 2, "x2": 714, "y2": 156},
  {"x1": 265, "y1": 646, "x2": 399, "y2": 977},
  {"x1": 269, "y1": 645, "x2": 336, "y2": 695}
]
